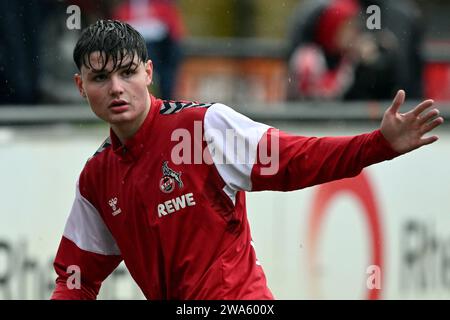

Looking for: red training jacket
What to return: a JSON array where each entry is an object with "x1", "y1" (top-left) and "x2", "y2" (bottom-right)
[{"x1": 51, "y1": 95, "x2": 399, "y2": 300}]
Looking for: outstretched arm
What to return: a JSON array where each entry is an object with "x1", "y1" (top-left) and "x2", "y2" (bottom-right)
[
  {"x1": 202, "y1": 95, "x2": 443, "y2": 193},
  {"x1": 380, "y1": 90, "x2": 444, "y2": 154},
  {"x1": 251, "y1": 90, "x2": 444, "y2": 191}
]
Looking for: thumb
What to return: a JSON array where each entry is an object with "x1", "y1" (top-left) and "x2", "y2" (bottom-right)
[{"x1": 388, "y1": 90, "x2": 405, "y2": 114}]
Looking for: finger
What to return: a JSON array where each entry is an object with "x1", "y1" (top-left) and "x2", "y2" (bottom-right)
[
  {"x1": 421, "y1": 116, "x2": 444, "y2": 134},
  {"x1": 388, "y1": 90, "x2": 405, "y2": 114},
  {"x1": 410, "y1": 99, "x2": 434, "y2": 117},
  {"x1": 420, "y1": 135, "x2": 439, "y2": 147},
  {"x1": 418, "y1": 108, "x2": 440, "y2": 125}
]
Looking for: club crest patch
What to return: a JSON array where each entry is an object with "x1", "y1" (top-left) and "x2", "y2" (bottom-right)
[{"x1": 159, "y1": 161, "x2": 183, "y2": 193}]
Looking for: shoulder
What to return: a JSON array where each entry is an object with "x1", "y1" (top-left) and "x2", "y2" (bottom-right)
[
  {"x1": 77, "y1": 136, "x2": 112, "y2": 201},
  {"x1": 81, "y1": 136, "x2": 112, "y2": 181},
  {"x1": 159, "y1": 100, "x2": 215, "y2": 116},
  {"x1": 86, "y1": 136, "x2": 112, "y2": 164},
  {"x1": 203, "y1": 102, "x2": 269, "y2": 131},
  {"x1": 158, "y1": 100, "x2": 258, "y2": 128},
  {"x1": 156, "y1": 99, "x2": 267, "y2": 136},
  {"x1": 157, "y1": 100, "x2": 253, "y2": 130},
  {"x1": 155, "y1": 100, "x2": 217, "y2": 126}
]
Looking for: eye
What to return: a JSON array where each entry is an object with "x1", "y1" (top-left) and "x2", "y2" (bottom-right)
[
  {"x1": 93, "y1": 74, "x2": 107, "y2": 82},
  {"x1": 122, "y1": 69, "x2": 136, "y2": 77}
]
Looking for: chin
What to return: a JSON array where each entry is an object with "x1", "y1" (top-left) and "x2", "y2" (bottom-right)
[
  {"x1": 110, "y1": 116, "x2": 135, "y2": 125},
  {"x1": 106, "y1": 112, "x2": 136, "y2": 124}
]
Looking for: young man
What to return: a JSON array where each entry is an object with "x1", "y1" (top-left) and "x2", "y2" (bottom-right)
[{"x1": 52, "y1": 20, "x2": 443, "y2": 300}]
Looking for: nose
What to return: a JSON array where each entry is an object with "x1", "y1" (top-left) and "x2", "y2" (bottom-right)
[{"x1": 108, "y1": 74, "x2": 124, "y2": 96}]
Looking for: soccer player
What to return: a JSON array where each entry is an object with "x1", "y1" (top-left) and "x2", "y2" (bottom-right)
[{"x1": 51, "y1": 20, "x2": 443, "y2": 300}]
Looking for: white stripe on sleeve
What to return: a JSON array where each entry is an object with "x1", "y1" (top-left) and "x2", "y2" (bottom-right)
[{"x1": 63, "y1": 180, "x2": 121, "y2": 256}]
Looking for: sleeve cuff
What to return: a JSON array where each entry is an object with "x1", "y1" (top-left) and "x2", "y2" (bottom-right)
[{"x1": 371, "y1": 129, "x2": 402, "y2": 161}]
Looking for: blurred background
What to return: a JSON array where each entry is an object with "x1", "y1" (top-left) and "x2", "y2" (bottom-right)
[
  {"x1": 3, "y1": 0, "x2": 450, "y2": 105},
  {"x1": 1, "y1": 0, "x2": 450, "y2": 300}
]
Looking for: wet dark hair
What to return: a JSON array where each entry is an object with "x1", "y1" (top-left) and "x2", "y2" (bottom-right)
[{"x1": 73, "y1": 20, "x2": 148, "y2": 72}]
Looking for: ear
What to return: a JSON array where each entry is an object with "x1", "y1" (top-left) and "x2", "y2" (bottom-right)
[
  {"x1": 145, "y1": 60, "x2": 153, "y2": 86},
  {"x1": 74, "y1": 73, "x2": 87, "y2": 98}
]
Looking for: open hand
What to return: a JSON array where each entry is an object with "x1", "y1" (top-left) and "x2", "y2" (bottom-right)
[{"x1": 380, "y1": 90, "x2": 444, "y2": 154}]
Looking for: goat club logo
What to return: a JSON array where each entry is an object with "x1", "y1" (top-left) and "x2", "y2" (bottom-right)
[{"x1": 159, "y1": 161, "x2": 183, "y2": 193}]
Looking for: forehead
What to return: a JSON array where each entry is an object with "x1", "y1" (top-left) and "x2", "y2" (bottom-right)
[{"x1": 81, "y1": 51, "x2": 141, "y2": 74}]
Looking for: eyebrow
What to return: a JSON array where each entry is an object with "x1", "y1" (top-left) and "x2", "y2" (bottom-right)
[{"x1": 87, "y1": 62, "x2": 139, "y2": 74}]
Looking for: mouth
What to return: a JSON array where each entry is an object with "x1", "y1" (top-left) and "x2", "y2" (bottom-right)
[
  {"x1": 109, "y1": 99, "x2": 129, "y2": 108},
  {"x1": 109, "y1": 99, "x2": 130, "y2": 113}
]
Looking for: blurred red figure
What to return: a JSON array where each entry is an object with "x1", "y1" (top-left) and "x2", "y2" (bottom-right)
[
  {"x1": 290, "y1": 0, "x2": 360, "y2": 99},
  {"x1": 288, "y1": 0, "x2": 398, "y2": 100}
]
